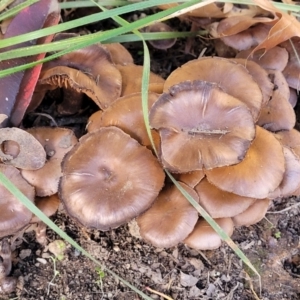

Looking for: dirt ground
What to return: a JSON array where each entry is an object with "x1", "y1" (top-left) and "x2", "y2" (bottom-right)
[{"x1": 1, "y1": 5, "x2": 300, "y2": 300}]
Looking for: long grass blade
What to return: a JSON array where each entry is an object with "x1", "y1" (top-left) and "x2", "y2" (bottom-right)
[{"x1": 0, "y1": 0, "x2": 201, "y2": 77}]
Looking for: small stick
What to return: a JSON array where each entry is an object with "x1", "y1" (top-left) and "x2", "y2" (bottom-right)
[{"x1": 145, "y1": 287, "x2": 173, "y2": 300}]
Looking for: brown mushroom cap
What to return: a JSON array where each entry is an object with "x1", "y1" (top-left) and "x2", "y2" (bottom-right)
[
  {"x1": 0, "y1": 127, "x2": 46, "y2": 170},
  {"x1": 21, "y1": 127, "x2": 78, "y2": 197},
  {"x1": 150, "y1": 80, "x2": 255, "y2": 172},
  {"x1": 103, "y1": 43, "x2": 134, "y2": 65},
  {"x1": 137, "y1": 182, "x2": 199, "y2": 248},
  {"x1": 59, "y1": 126, "x2": 165, "y2": 230},
  {"x1": 205, "y1": 126, "x2": 285, "y2": 199},
  {"x1": 195, "y1": 178, "x2": 256, "y2": 218},
  {"x1": 0, "y1": 164, "x2": 34, "y2": 238},
  {"x1": 40, "y1": 43, "x2": 122, "y2": 110},
  {"x1": 174, "y1": 170, "x2": 205, "y2": 188},
  {"x1": 229, "y1": 58, "x2": 273, "y2": 106},
  {"x1": 281, "y1": 38, "x2": 300, "y2": 89},
  {"x1": 184, "y1": 217, "x2": 234, "y2": 250},
  {"x1": 232, "y1": 198, "x2": 270, "y2": 226},
  {"x1": 236, "y1": 46, "x2": 289, "y2": 71},
  {"x1": 87, "y1": 92, "x2": 160, "y2": 150},
  {"x1": 275, "y1": 129, "x2": 300, "y2": 159},
  {"x1": 116, "y1": 64, "x2": 165, "y2": 96},
  {"x1": 164, "y1": 57, "x2": 263, "y2": 121},
  {"x1": 144, "y1": 22, "x2": 176, "y2": 50}
]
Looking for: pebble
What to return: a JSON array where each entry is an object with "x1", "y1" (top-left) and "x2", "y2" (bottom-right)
[
  {"x1": 36, "y1": 258, "x2": 47, "y2": 265},
  {"x1": 19, "y1": 249, "x2": 32, "y2": 259}
]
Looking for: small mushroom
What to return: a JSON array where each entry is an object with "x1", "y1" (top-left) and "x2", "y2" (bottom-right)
[
  {"x1": 87, "y1": 92, "x2": 160, "y2": 150},
  {"x1": 104, "y1": 43, "x2": 134, "y2": 65},
  {"x1": 137, "y1": 182, "x2": 199, "y2": 248},
  {"x1": 144, "y1": 22, "x2": 176, "y2": 50},
  {"x1": 232, "y1": 199, "x2": 271, "y2": 226},
  {"x1": 150, "y1": 80, "x2": 255, "y2": 172},
  {"x1": 116, "y1": 64, "x2": 165, "y2": 96},
  {"x1": 59, "y1": 126, "x2": 165, "y2": 230},
  {"x1": 236, "y1": 46, "x2": 289, "y2": 71},
  {"x1": 184, "y1": 218, "x2": 234, "y2": 250},
  {"x1": 205, "y1": 126, "x2": 285, "y2": 199},
  {"x1": 195, "y1": 178, "x2": 256, "y2": 218},
  {"x1": 30, "y1": 194, "x2": 60, "y2": 245},
  {"x1": 0, "y1": 164, "x2": 34, "y2": 238},
  {"x1": 21, "y1": 127, "x2": 78, "y2": 197}
]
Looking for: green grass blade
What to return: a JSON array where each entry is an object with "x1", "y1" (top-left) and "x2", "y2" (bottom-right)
[
  {"x1": 0, "y1": 0, "x2": 201, "y2": 77},
  {"x1": 0, "y1": 172, "x2": 153, "y2": 300},
  {"x1": 0, "y1": 0, "x2": 190, "y2": 49},
  {"x1": 60, "y1": 1, "x2": 128, "y2": 9},
  {"x1": 0, "y1": 31, "x2": 206, "y2": 61}
]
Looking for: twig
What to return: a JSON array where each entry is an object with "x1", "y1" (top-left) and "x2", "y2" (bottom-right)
[
  {"x1": 145, "y1": 287, "x2": 173, "y2": 300},
  {"x1": 267, "y1": 202, "x2": 300, "y2": 214}
]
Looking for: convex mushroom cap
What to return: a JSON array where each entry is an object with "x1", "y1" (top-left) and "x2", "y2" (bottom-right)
[
  {"x1": 59, "y1": 126, "x2": 165, "y2": 230},
  {"x1": 137, "y1": 182, "x2": 199, "y2": 248},
  {"x1": 205, "y1": 126, "x2": 285, "y2": 199},
  {"x1": 150, "y1": 80, "x2": 255, "y2": 172},
  {"x1": 164, "y1": 56, "x2": 263, "y2": 121}
]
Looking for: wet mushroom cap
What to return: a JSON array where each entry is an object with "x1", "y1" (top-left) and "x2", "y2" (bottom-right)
[
  {"x1": 21, "y1": 127, "x2": 78, "y2": 197},
  {"x1": 0, "y1": 164, "x2": 34, "y2": 238},
  {"x1": 137, "y1": 182, "x2": 199, "y2": 248},
  {"x1": 164, "y1": 57, "x2": 263, "y2": 121},
  {"x1": 205, "y1": 126, "x2": 285, "y2": 199},
  {"x1": 150, "y1": 80, "x2": 255, "y2": 172},
  {"x1": 59, "y1": 126, "x2": 165, "y2": 230}
]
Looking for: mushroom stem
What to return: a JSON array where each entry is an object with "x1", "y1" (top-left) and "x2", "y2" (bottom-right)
[
  {"x1": 57, "y1": 87, "x2": 84, "y2": 115},
  {"x1": 0, "y1": 239, "x2": 12, "y2": 276},
  {"x1": 34, "y1": 222, "x2": 48, "y2": 246}
]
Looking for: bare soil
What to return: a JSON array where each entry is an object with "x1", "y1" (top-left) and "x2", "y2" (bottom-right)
[{"x1": 1, "y1": 6, "x2": 300, "y2": 300}]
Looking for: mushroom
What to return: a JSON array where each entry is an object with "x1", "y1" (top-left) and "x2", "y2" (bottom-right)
[
  {"x1": 184, "y1": 218, "x2": 234, "y2": 250},
  {"x1": 0, "y1": 127, "x2": 46, "y2": 170},
  {"x1": 205, "y1": 126, "x2": 285, "y2": 199},
  {"x1": 195, "y1": 178, "x2": 256, "y2": 218},
  {"x1": 0, "y1": 164, "x2": 34, "y2": 238},
  {"x1": 21, "y1": 127, "x2": 78, "y2": 197},
  {"x1": 87, "y1": 92, "x2": 161, "y2": 150},
  {"x1": 59, "y1": 126, "x2": 165, "y2": 230},
  {"x1": 232, "y1": 199, "x2": 271, "y2": 226},
  {"x1": 136, "y1": 182, "x2": 199, "y2": 248},
  {"x1": 30, "y1": 194, "x2": 60, "y2": 245},
  {"x1": 103, "y1": 43, "x2": 134, "y2": 65},
  {"x1": 236, "y1": 46, "x2": 289, "y2": 71},
  {"x1": 116, "y1": 64, "x2": 165, "y2": 96},
  {"x1": 164, "y1": 57, "x2": 263, "y2": 121},
  {"x1": 174, "y1": 170, "x2": 205, "y2": 188},
  {"x1": 30, "y1": 42, "x2": 122, "y2": 112},
  {"x1": 150, "y1": 80, "x2": 255, "y2": 172},
  {"x1": 144, "y1": 22, "x2": 176, "y2": 50}
]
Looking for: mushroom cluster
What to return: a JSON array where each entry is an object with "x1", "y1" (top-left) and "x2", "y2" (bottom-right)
[{"x1": 2, "y1": 34, "x2": 300, "y2": 256}]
